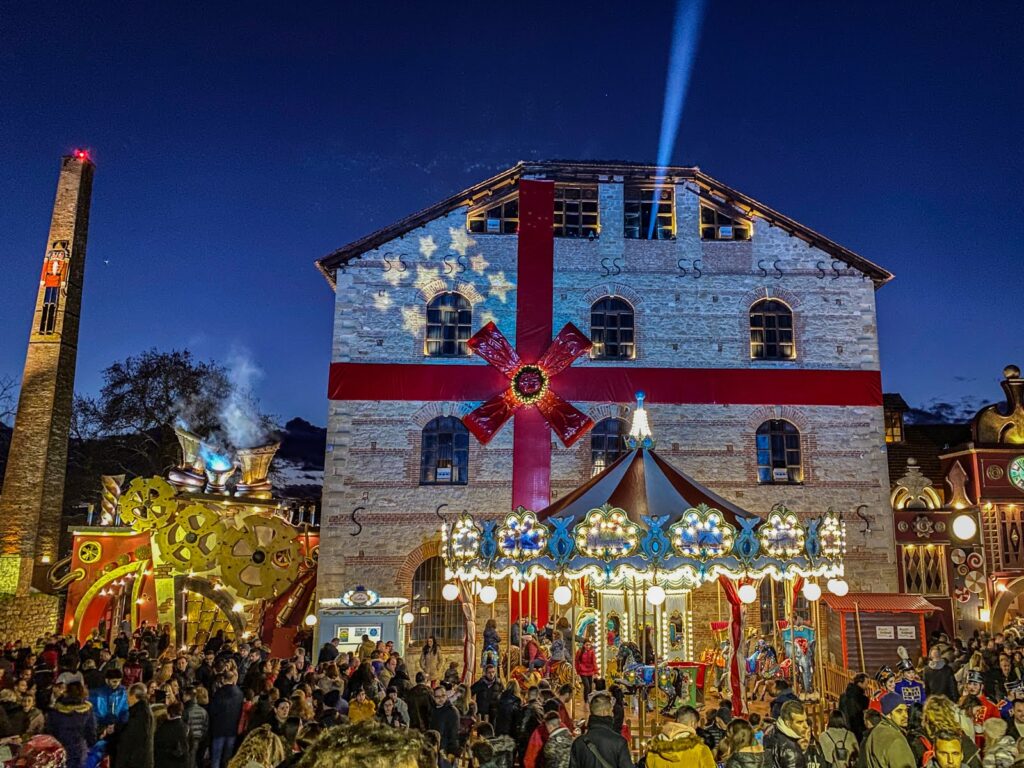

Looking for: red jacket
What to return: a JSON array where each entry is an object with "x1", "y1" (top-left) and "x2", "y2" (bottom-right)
[
  {"x1": 523, "y1": 722, "x2": 549, "y2": 768},
  {"x1": 575, "y1": 647, "x2": 597, "y2": 677}
]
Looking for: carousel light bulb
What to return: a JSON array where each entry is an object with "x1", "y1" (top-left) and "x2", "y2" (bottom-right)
[
  {"x1": 304, "y1": 614, "x2": 318, "y2": 626},
  {"x1": 511, "y1": 578, "x2": 524, "y2": 593},
  {"x1": 553, "y1": 585, "x2": 572, "y2": 605},
  {"x1": 738, "y1": 584, "x2": 758, "y2": 604},
  {"x1": 802, "y1": 582, "x2": 822, "y2": 601},
  {"x1": 402, "y1": 611, "x2": 415, "y2": 625},
  {"x1": 827, "y1": 578, "x2": 849, "y2": 597},
  {"x1": 646, "y1": 585, "x2": 666, "y2": 606},
  {"x1": 479, "y1": 585, "x2": 497, "y2": 604}
]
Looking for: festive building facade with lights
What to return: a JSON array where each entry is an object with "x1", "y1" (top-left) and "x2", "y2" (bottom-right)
[
  {"x1": 884, "y1": 365, "x2": 1024, "y2": 638},
  {"x1": 313, "y1": 160, "x2": 898, "y2": 669}
]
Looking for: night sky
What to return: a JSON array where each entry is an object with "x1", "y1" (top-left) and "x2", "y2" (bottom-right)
[{"x1": 2, "y1": 1, "x2": 1020, "y2": 426}]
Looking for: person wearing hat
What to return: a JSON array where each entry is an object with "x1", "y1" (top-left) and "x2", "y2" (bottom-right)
[
  {"x1": 960, "y1": 670, "x2": 1000, "y2": 727},
  {"x1": 862, "y1": 692, "x2": 915, "y2": 768},
  {"x1": 868, "y1": 667, "x2": 898, "y2": 714},
  {"x1": 895, "y1": 660, "x2": 926, "y2": 706},
  {"x1": 998, "y1": 678, "x2": 1024, "y2": 720}
]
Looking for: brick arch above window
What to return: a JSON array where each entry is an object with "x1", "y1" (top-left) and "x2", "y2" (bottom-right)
[
  {"x1": 738, "y1": 287, "x2": 804, "y2": 365},
  {"x1": 581, "y1": 282, "x2": 645, "y2": 307},
  {"x1": 411, "y1": 402, "x2": 473, "y2": 429},
  {"x1": 739, "y1": 285, "x2": 803, "y2": 311},
  {"x1": 417, "y1": 279, "x2": 485, "y2": 305},
  {"x1": 586, "y1": 403, "x2": 632, "y2": 423},
  {"x1": 745, "y1": 405, "x2": 811, "y2": 433},
  {"x1": 396, "y1": 539, "x2": 441, "y2": 595}
]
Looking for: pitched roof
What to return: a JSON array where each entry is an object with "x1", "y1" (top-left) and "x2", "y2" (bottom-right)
[
  {"x1": 822, "y1": 592, "x2": 940, "y2": 614},
  {"x1": 886, "y1": 423, "x2": 971, "y2": 490},
  {"x1": 315, "y1": 160, "x2": 893, "y2": 288},
  {"x1": 536, "y1": 447, "x2": 753, "y2": 528}
]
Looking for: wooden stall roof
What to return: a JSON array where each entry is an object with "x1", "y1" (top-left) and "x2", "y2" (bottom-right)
[{"x1": 822, "y1": 593, "x2": 939, "y2": 614}]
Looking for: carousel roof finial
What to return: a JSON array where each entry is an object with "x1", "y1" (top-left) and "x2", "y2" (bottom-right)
[{"x1": 627, "y1": 390, "x2": 654, "y2": 450}]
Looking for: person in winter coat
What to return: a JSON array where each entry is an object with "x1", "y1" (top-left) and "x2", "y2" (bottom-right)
[
  {"x1": 470, "y1": 665, "x2": 502, "y2": 725},
  {"x1": 924, "y1": 647, "x2": 960, "y2": 702},
  {"x1": 209, "y1": 671, "x2": 244, "y2": 768},
  {"x1": 154, "y1": 700, "x2": 190, "y2": 768},
  {"x1": 516, "y1": 686, "x2": 545, "y2": 761},
  {"x1": 644, "y1": 705, "x2": 716, "y2": 768},
  {"x1": 357, "y1": 634, "x2": 376, "y2": 662},
  {"x1": 114, "y1": 683, "x2": 154, "y2": 768},
  {"x1": 317, "y1": 638, "x2": 340, "y2": 666},
  {"x1": 542, "y1": 711, "x2": 573, "y2": 768},
  {"x1": 575, "y1": 640, "x2": 598, "y2": 702},
  {"x1": 839, "y1": 674, "x2": 871, "y2": 742},
  {"x1": 0, "y1": 689, "x2": 26, "y2": 736},
  {"x1": 763, "y1": 700, "x2": 809, "y2": 768},
  {"x1": 981, "y1": 717, "x2": 1016, "y2": 768},
  {"x1": 494, "y1": 682, "x2": 522, "y2": 738},
  {"x1": 483, "y1": 620, "x2": 501, "y2": 658},
  {"x1": 769, "y1": 680, "x2": 800, "y2": 721},
  {"x1": 405, "y1": 673, "x2": 433, "y2": 731},
  {"x1": 43, "y1": 681, "x2": 98, "y2": 768},
  {"x1": 418, "y1": 637, "x2": 444, "y2": 686},
  {"x1": 183, "y1": 686, "x2": 209, "y2": 768},
  {"x1": 570, "y1": 693, "x2": 633, "y2": 768},
  {"x1": 861, "y1": 693, "x2": 915, "y2": 768},
  {"x1": 719, "y1": 719, "x2": 764, "y2": 768},
  {"x1": 348, "y1": 686, "x2": 377, "y2": 724},
  {"x1": 89, "y1": 668, "x2": 129, "y2": 729},
  {"x1": 818, "y1": 710, "x2": 857, "y2": 768},
  {"x1": 430, "y1": 686, "x2": 460, "y2": 759}
]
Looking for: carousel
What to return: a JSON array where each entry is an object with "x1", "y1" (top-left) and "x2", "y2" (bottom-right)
[{"x1": 439, "y1": 394, "x2": 849, "y2": 719}]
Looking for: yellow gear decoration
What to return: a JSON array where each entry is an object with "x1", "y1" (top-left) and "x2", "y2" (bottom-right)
[
  {"x1": 219, "y1": 514, "x2": 300, "y2": 601},
  {"x1": 78, "y1": 541, "x2": 102, "y2": 564},
  {"x1": 118, "y1": 477, "x2": 178, "y2": 531},
  {"x1": 154, "y1": 503, "x2": 226, "y2": 572}
]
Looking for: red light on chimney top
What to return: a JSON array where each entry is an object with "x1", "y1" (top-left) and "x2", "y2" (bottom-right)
[{"x1": 74, "y1": 149, "x2": 89, "y2": 161}]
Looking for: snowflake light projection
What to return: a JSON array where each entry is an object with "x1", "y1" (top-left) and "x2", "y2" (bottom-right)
[
  {"x1": 759, "y1": 508, "x2": 806, "y2": 558},
  {"x1": 451, "y1": 514, "x2": 481, "y2": 562},
  {"x1": 497, "y1": 508, "x2": 548, "y2": 561},
  {"x1": 574, "y1": 506, "x2": 640, "y2": 560},
  {"x1": 669, "y1": 505, "x2": 735, "y2": 559},
  {"x1": 819, "y1": 511, "x2": 845, "y2": 558}
]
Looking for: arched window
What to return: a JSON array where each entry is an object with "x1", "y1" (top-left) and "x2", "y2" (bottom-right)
[
  {"x1": 749, "y1": 299, "x2": 795, "y2": 360},
  {"x1": 425, "y1": 292, "x2": 472, "y2": 357},
  {"x1": 590, "y1": 417, "x2": 628, "y2": 475},
  {"x1": 410, "y1": 556, "x2": 464, "y2": 644},
  {"x1": 419, "y1": 416, "x2": 469, "y2": 485},
  {"x1": 756, "y1": 420, "x2": 802, "y2": 484},
  {"x1": 590, "y1": 297, "x2": 635, "y2": 360}
]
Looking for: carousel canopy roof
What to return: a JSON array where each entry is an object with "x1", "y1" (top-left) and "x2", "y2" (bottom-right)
[{"x1": 537, "y1": 447, "x2": 749, "y2": 529}]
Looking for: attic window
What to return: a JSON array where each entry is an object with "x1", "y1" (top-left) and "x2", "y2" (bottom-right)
[
  {"x1": 467, "y1": 194, "x2": 518, "y2": 234},
  {"x1": 554, "y1": 185, "x2": 599, "y2": 238},
  {"x1": 624, "y1": 186, "x2": 674, "y2": 240},
  {"x1": 885, "y1": 409, "x2": 905, "y2": 444},
  {"x1": 700, "y1": 204, "x2": 752, "y2": 241}
]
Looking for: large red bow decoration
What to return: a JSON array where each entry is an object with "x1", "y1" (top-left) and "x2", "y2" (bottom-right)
[{"x1": 463, "y1": 321, "x2": 594, "y2": 446}]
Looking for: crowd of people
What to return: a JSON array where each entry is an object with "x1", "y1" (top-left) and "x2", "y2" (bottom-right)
[{"x1": 5, "y1": 619, "x2": 1024, "y2": 768}]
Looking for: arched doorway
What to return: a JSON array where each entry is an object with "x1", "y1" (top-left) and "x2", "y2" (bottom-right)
[
  {"x1": 177, "y1": 576, "x2": 246, "y2": 648},
  {"x1": 992, "y1": 577, "x2": 1024, "y2": 631}
]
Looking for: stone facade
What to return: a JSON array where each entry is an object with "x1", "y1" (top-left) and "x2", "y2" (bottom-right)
[
  {"x1": 318, "y1": 164, "x2": 896, "y2": 654},
  {"x1": 0, "y1": 155, "x2": 93, "y2": 597},
  {"x1": 0, "y1": 594, "x2": 61, "y2": 643}
]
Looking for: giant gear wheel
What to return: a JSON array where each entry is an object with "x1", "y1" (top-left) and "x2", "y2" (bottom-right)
[
  {"x1": 154, "y1": 503, "x2": 226, "y2": 572},
  {"x1": 219, "y1": 514, "x2": 300, "y2": 600},
  {"x1": 118, "y1": 477, "x2": 178, "y2": 531}
]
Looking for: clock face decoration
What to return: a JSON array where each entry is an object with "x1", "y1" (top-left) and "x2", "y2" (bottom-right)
[{"x1": 1010, "y1": 456, "x2": 1024, "y2": 491}]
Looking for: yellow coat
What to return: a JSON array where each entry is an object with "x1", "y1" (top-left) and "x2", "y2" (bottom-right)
[
  {"x1": 645, "y1": 723, "x2": 717, "y2": 768},
  {"x1": 348, "y1": 698, "x2": 377, "y2": 724}
]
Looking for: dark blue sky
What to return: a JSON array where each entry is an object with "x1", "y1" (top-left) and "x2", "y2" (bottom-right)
[{"x1": 2, "y1": 1, "x2": 1020, "y2": 425}]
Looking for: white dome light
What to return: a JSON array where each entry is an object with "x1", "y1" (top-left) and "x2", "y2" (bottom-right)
[
  {"x1": 441, "y1": 583, "x2": 460, "y2": 602},
  {"x1": 952, "y1": 514, "x2": 978, "y2": 541},
  {"x1": 802, "y1": 582, "x2": 823, "y2": 602},
  {"x1": 510, "y1": 578, "x2": 524, "y2": 593},
  {"x1": 738, "y1": 584, "x2": 758, "y2": 604},
  {"x1": 827, "y1": 578, "x2": 849, "y2": 597},
  {"x1": 402, "y1": 611, "x2": 415, "y2": 625},
  {"x1": 646, "y1": 585, "x2": 667, "y2": 606},
  {"x1": 479, "y1": 585, "x2": 498, "y2": 604},
  {"x1": 553, "y1": 585, "x2": 573, "y2": 605},
  {"x1": 303, "y1": 614, "x2": 317, "y2": 626}
]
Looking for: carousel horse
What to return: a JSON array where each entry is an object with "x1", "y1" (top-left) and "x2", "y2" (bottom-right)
[
  {"x1": 746, "y1": 640, "x2": 781, "y2": 701},
  {"x1": 614, "y1": 642, "x2": 684, "y2": 711}
]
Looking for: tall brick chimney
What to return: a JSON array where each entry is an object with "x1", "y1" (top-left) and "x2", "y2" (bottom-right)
[{"x1": 0, "y1": 152, "x2": 94, "y2": 597}]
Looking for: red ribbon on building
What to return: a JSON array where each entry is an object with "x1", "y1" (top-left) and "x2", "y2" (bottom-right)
[{"x1": 327, "y1": 179, "x2": 883, "y2": 626}]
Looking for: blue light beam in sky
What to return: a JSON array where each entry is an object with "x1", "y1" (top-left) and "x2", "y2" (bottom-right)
[{"x1": 649, "y1": 0, "x2": 707, "y2": 238}]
